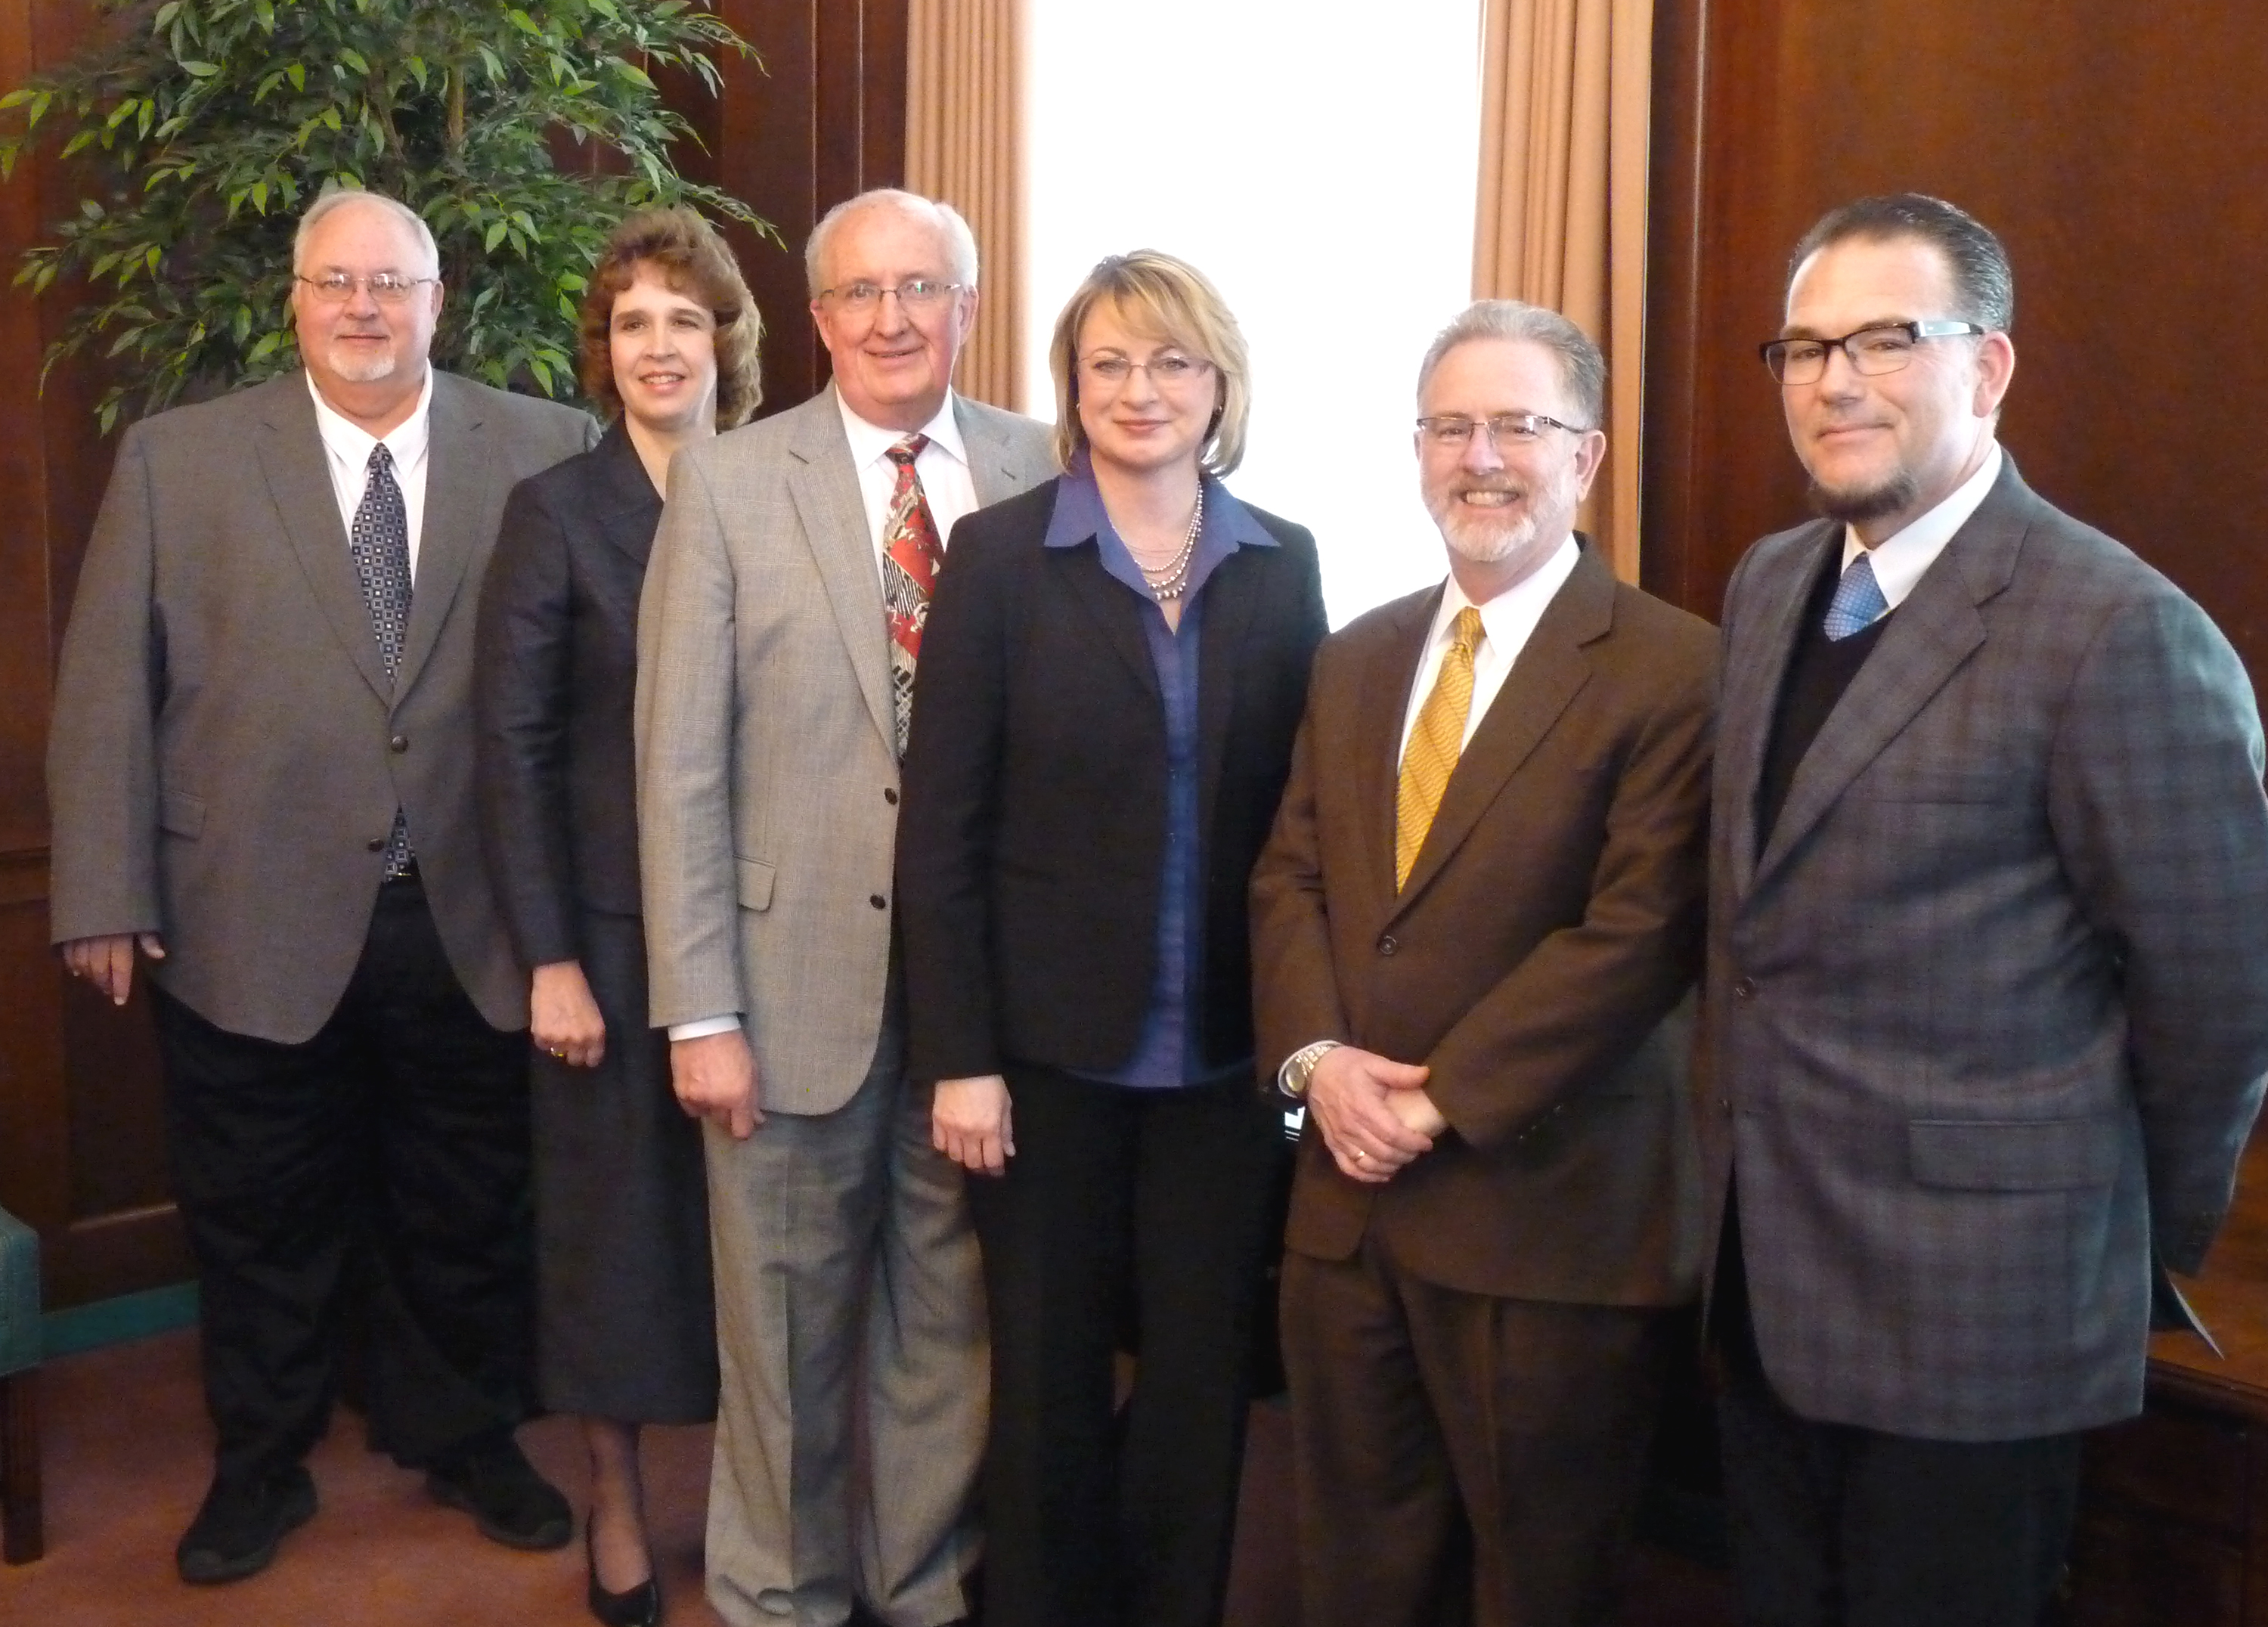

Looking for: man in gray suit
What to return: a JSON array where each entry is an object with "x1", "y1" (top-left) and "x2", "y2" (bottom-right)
[
  {"x1": 47, "y1": 189, "x2": 596, "y2": 1585},
  {"x1": 1705, "y1": 191, "x2": 2268, "y2": 1626},
  {"x1": 636, "y1": 188, "x2": 1052, "y2": 1627}
]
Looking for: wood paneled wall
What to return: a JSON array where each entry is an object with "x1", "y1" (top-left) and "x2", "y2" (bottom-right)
[
  {"x1": 1641, "y1": 0, "x2": 2268, "y2": 703},
  {"x1": 0, "y1": 1, "x2": 911, "y2": 1309}
]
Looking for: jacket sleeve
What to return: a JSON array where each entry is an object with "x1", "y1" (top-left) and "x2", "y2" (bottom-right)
[
  {"x1": 894, "y1": 514, "x2": 1015, "y2": 1081},
  {"x1": 2048, "y1": 581, "x2": 2268, "y2": 1273},
  {"x1": 1248, "y1": 644, "x2": 1354, "y2": 1078},
  {"x1": 634, "y1": 448, "x2": 747, "y2": 1029},
  {"x1": 47, "y1": 423, "x2": 165, "y2": 944},
  {"x1": 474, "y1": 475, "x2": 581, "y2": 969}
]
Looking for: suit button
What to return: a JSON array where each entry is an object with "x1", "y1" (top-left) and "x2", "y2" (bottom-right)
[
  {"x1": 1717, "y1": 1095, "x2": 1732, "y2": 1114},
  {"x1": 1733, "y1": 977, "x2": 1757, "y2": 1001},
  {"x1": 884, "y1": 788, "x2": 900, "y2": 805},
  {"x1": 389, "y1": 734, "x2": 408, "y2": 753},
  {"x1": 366, "y1": 837, "x2": 385, "y2": 853},
  {"x1": 869, "y1": 894, "x2": 888, "y2": 910},
  {"x1": 1377, "y1": 934, "x2": 1399, "y2": 956}
]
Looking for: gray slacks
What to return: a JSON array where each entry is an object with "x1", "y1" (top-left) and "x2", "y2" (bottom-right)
[{"x1": 703, "y1": 1021, "x2": 986, "y2": 1627}]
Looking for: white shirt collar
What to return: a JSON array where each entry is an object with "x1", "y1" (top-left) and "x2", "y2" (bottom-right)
[
  {"x1": 835, "y1": 389, "x2": 968, "y2": 473},
  {"x1": 1429, "y1": 532, "x2": 1582, "y2": 655},
  {"x1": 305, "y1": 366, "x2": 435, "y2": 473},
  {"x1": 1840, "y1": 440, "x2": 2003, "y2": 611}
]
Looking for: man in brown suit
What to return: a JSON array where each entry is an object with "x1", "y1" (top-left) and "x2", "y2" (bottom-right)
[{"x1": 1250, "y1": 299, "x2": 1715, "y2": 1627}]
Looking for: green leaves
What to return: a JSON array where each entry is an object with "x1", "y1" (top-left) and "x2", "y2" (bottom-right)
[{"x1": 1, "y1": 0, "x2": 776, "y2": 430}]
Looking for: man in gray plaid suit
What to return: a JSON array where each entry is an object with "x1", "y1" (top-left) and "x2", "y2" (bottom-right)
[{"x1": 1703, "y1": 192, "x2": 2268, "y2": 1626}]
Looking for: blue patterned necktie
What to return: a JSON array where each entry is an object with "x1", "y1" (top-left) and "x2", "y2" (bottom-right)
[
  {"x1": 349, "y1": 443, "x2": 415, "y2": 877},
  {"x1": 1823, "y1": 550, "x2": 1887, "y2": 641}
]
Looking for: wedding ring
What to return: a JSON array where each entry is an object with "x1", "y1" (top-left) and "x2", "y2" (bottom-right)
[{"x1": 1354, "y1": 1148, "x2": 1370, "y2": 1162}]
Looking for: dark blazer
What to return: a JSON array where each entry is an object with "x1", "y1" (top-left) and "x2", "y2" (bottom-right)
[
  {"x1": 897, "y1": 476, "x2": 1328, "y2": 1083},
  {"x1": 46, "y1": 369, "x2": 598, "y2": 1042},
  {"x1": 476, "y1": 423, "x2": 660, "y2": 964},
  {"x1": 1705, "y1": 456, "x2": 2268, "y2": 1440},
  {"x1": 1250, "y1": 543, "x2": 1717, "y2": 1306}
]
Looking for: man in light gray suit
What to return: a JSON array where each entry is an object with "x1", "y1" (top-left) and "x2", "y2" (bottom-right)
[
  {"x1": 637, "y1": 188, "x2": 1053, "y2": 1627},
  {"x1": 1704, "y1": 191, "x2": 2268, "y2": 1627},
  {"x1": 47, "y1": 189, "x2": 596, "y2": 1583}
]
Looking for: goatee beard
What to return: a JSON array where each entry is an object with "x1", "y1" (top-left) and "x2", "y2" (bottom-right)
[{"x1": 1809, "y1": 470, "x2": 1918, "y2": 525}]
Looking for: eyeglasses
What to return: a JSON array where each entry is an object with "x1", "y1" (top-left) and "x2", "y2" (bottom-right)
[
  {"x1": 814, "y1": 279, "x2": 967, "y2": 315},
  {"x1": 1760, "y1": 320, "x2": 1988, "y2": 385},
  {"x1": 1078, "y1": 352, "x2": 1215, "y2": 389},
  {"x1": 296, "y1": 272, "x2": 436, "y2": 305},
  {"x1": 1415, "y1": 412, "x2": 1590, "y2": 450}
]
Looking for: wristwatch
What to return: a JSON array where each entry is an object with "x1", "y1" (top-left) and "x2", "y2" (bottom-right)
[{"x1": 1278, "y1": 1039, "x2": 1342, "y2": 1099}]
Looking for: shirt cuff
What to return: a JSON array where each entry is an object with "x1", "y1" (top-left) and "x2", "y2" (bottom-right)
[{"x1": 668, "y1": 1015, "x2": 742, "y2": 1041}]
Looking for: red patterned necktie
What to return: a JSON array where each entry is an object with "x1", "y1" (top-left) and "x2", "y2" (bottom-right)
[{"x1": 881, "y1": 434, "x2": 944, "y2": 755}]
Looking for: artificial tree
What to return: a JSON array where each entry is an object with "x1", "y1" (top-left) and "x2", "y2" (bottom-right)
[{"x1": 0, "y1": 0, "x2": 770, "y2": 430}]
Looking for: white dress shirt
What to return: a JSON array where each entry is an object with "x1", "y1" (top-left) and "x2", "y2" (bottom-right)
[
  {"x1": 835, "y1": 390, "x2": 980, "y2": 566},
  {"x1": 1835, "y1": 440, "x2": 2003, "y2": 618},
  {"x1": 671, "y1": 392, "x2": 982, "y2": 1044},
  {"x1": 308, "y1": 368, "x2": 435, "y2": 575},
  {"x1": 1398, "y1": 534, "x2": 1582, "y2": 764}
]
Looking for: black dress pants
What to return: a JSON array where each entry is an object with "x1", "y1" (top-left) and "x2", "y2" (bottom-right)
[
  {"x1": 966, "y1": 1064, "x2": 1281, "y2": 1627},
  {"x1": 154, "y1": 878, "x2": 536, "y2": 1488},
  {"x1": 1713, "y1": 1205, "x2": 2082, "y2": 1627}
]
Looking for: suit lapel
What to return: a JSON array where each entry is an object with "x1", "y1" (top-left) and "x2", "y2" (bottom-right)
[
  {"x1": 395, "y1": 374, "x2": 485, "y2": 697},
  {"x1": 1195, "y1": 539, "x2": 1265, "y2": 836},
  {"x1": 788, "y1": 390, "x2": 898, "y2": 755},
  {"x1": 1051, "y1": 535, "x2": 1162, "y2": 702},
  {"x1": 1393, "y1": 547, "x2": 1612, "y2": 912},
  {"x1": 956, "y1": 394, "x2": 1048, "y2": 504},
  {"x1": 1356, "y1": 587, "x2": 1442, "y2": 916},
  {"x1": 592, "y1": 420, "x2": 664, "y2": 569},
  {"x1": 1721, "y1": 523, "x2": 1836, "y2": 902},
  {"x1": 1752, "y1": 466, "x2": 2032, "y2": 892},
  {"x1": 256, "y1": 373, "x2": 393, "y2": 703}
]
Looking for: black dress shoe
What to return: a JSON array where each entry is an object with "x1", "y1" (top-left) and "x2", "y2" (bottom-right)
[
  {"x1": 425, "y1": 1434, "x2": 573, "y2": 1551},
  {"x1": 175, "y1": 1464, "x2": 318, "y2": 1585},
  {"x1": 584, "y1": 1519, "x2": 662, "y2": 1627}
]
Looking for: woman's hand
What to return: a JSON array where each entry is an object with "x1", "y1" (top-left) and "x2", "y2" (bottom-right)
[
  {"x1": 933, "y1": 1074, "x2": 1015, "y2": 1176},
  {"x1": 530, "y1": 959, "x2": 608, "y2": 1068}
]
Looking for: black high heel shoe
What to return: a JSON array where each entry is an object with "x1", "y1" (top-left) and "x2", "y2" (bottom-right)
[{"x1": 584, "y1": 1517, "x2": 661, "y2": 1627}]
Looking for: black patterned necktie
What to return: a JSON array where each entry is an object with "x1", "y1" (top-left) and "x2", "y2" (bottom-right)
[{"x1": 349, "y1": 443, "x2": 416, "y2": 876}]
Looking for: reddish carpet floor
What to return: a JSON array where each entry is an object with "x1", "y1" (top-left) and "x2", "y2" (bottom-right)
[{"x1": 0, "y1": 1328, "x2": 1735, "y2": 1625}]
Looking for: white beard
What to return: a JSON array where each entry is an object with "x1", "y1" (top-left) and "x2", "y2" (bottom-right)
[{"x1": 324, "y1": 341, "x2": 398, "y2": 384}]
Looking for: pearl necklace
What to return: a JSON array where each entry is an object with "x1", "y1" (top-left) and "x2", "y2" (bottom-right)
[{"x1": 1132, "y1": 485, "x2": 1204, "y2": 603}]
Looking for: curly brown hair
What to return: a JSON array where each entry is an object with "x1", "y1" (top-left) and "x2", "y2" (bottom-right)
[{"x1": 578, "y1": 206, "x2": 763, "y2": 429}]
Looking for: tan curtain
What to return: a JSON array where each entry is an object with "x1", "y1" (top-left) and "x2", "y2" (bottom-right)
[
  {"x1": 905, "y1": 0, "x2": 1025, "y2": 411},
  {"x1": 1472, "y1": 0, "x2": 1653, "y2": 581}
]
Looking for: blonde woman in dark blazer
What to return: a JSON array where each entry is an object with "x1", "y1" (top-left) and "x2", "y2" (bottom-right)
[{"x1": 897, "y1": 252, "x2": 1328, "y2": 1627}]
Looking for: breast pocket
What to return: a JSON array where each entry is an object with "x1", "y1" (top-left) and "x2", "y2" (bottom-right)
[
  {"x1": 736, "y1": 857, "x2": 775, "y2": 911},
  {"x1": 160, "y1": 789, "x2": 207, "y2": 838}
]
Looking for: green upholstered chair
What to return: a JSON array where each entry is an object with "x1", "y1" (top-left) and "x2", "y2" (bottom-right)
[{"x1": 0, "y1": 1204, "x2": 42, "y2": 1563}]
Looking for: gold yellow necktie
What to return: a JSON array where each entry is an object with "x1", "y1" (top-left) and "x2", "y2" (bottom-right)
[{"x1": 1396, "y1": 606, "x2": 1483, "y2": 891}]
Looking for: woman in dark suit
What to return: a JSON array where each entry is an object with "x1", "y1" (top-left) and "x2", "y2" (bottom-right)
[
  {"x1": 474, "y1": 207, "x2": 760, "y2": 1627},
  {"x1": 897, "y1": 251, "x2": 1328, "y2": 1627}
]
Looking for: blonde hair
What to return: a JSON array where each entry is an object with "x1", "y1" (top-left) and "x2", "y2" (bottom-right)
[{"x1": 1047, "y1": 250, "x2": 1250, "y2": 476}]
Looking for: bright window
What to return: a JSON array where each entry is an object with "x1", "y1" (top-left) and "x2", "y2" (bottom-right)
[{"x1": 1021, "y1": 1, "x2": 1485, "y2": 625}]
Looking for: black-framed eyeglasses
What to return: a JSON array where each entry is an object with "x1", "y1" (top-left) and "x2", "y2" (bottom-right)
[
  {"x1": 1760, "y1": 320, "x2": 1988, "y2": 385},
  {"x1": 296, "y1": 271, "x2": 436, "y2": 305},
  {"x1": 814, "y1": 279, "x2": 967, "y2": 314},
  {"x1": 1415, "y1": 412, "x2": 1590, "y2": 450}
]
